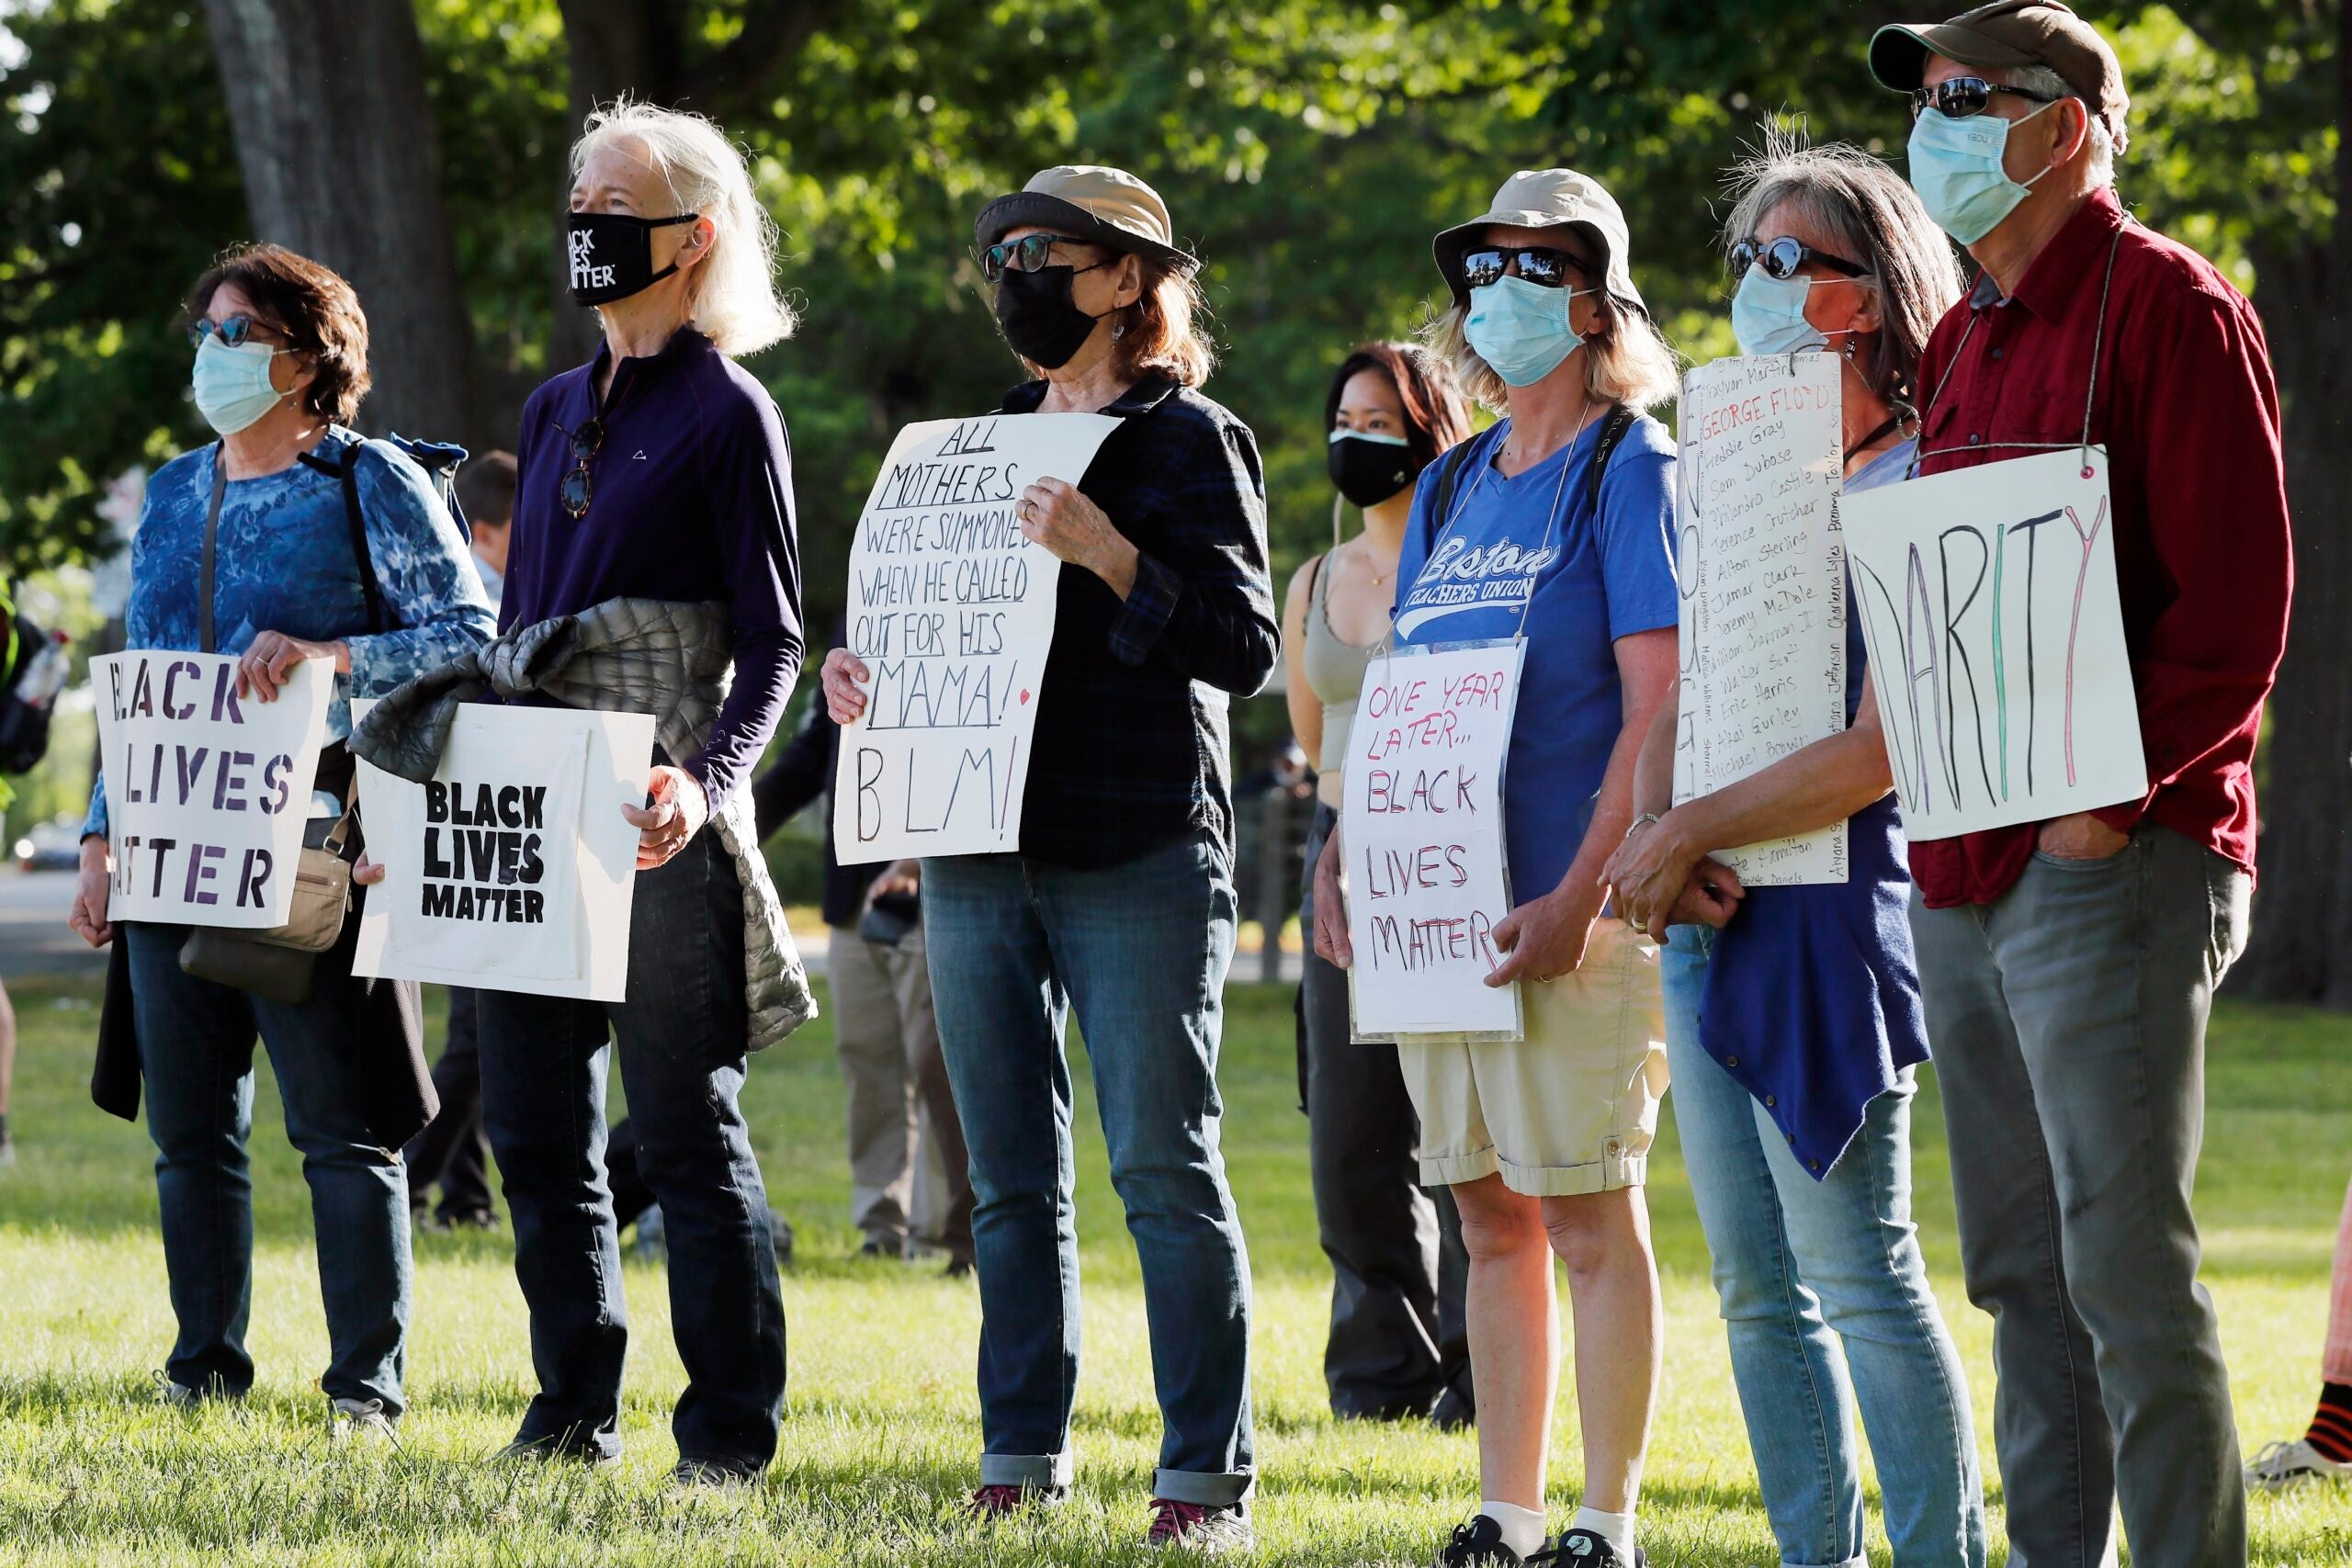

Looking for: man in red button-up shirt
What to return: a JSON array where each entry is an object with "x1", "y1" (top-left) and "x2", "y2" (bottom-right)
[{"x1": 1870, "y1": 5, "x2": 2292, "y2": 1566}]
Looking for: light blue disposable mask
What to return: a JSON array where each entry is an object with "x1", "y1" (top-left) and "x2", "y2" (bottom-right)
[
  {"x1": 191, "y1": 334, "x2": 288, "y2": 435},
  {"x1": 1907, "y1": 100, "x2": 2058, "y2": 244},
  {"x1": 1464, "y1": 276, "x2": 1595, "y2": 389},
  {"x1": 1729, "y1": 268, "x2": 1874, "y2": 357}
]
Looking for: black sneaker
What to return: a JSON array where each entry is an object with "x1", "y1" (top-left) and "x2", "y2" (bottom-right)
[
  {"x1": 1536, "y1": 1529, "x2": 1644, "y2": 1567},
  {"x1": 1438, "y1": 1515, "x2": 1531, "y2": 1567}
]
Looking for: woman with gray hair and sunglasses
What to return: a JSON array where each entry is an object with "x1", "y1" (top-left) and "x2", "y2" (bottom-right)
[{"x1": 1601, "y1": 133, "x2": 1986, "y2": 1568}]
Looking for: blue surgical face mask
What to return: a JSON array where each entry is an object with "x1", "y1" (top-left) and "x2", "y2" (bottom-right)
[
  {"x1": 1907, "y1": 100, "x2": 2058, "y2": 244},
  {"x1": 191, "y1": 334, "x2": 289, "y2": 435},
  {"x1": 1730, "y1": 268, "x2": 1875, "y2": 357},
  {"x1": 1464, "y1": 276, "x2": 1596, "y2": 389}
]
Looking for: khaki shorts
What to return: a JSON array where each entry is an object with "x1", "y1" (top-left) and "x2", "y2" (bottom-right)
[{"x1": 1397, "y1": 920, "x2": 1668, "y2": 1197}]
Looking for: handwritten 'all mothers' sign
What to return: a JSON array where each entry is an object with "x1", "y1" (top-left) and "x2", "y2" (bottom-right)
[
  {"x1": 1842, "y1": 447, "x2": 2146, "y2": 840},
  {"x1": 1672, "y1": 353, "x2": 1848, "y2": 884},
  {"x1": 832, "y1": 412, "x2": 1120, "y2": 861},
  {"x1": 354, "y1": 703, "x2": 656, "y2": 1000},
  {"x1": 1344, "y1": 640, "x2": 1527, "y2": 1043},
  {"x1": 92, "y1": 651, "x2": 330, "y2": 926}
]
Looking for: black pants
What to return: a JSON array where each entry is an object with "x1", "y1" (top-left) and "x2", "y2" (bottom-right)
[
  {"x1": 1298, "y1": 804, "x2": 1473, "y2": 1421},
  {"x1": 477, "y1": 830, "x2": 786, "y2": 1472},
  {"x1": 401, "y1": 988, "x2": 493, "y2": 1221}
]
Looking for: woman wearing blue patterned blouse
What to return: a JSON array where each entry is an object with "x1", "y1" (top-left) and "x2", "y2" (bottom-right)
[
  {"x1": 1601, "y1": 141, "x2": 1985, "y2": 1568},
  {"x1": 68, "y1": 243, "x2": 494, "y2": 1436}
]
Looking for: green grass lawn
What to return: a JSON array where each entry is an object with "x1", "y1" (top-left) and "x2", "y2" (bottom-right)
[{"x1": 1, "y1": 971, "x2": 2349, "y2": 1565}]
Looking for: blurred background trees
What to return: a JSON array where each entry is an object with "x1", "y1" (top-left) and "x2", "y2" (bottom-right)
[{"x1": 1, "y1": 0, "x2": 2342, "y2": 1000}]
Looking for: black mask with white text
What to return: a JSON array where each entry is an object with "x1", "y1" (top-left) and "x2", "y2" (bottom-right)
[
  {"x1": 567, "y1": 211, "x2": 697, "y2": 307},
  {"x1": 992, "y1": 264, "x2": 1110, "y2": 369}
]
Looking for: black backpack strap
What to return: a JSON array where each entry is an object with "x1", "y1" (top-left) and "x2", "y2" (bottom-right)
[
  {"x1": 300, "y1": 441, "x2": 391, "y2": 635},
  {"x1": 1585, "y1": 403, "x2": 1639, "y2": 513},
  {"x1": 1426, "y1": 433, "x2": 1485, "y2": 537}
]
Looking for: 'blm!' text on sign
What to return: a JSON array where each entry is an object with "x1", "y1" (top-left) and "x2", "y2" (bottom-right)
[
  {"x1": 1343, "y1": 640, "x2": 1527, "y2": 1042},
  {"x1": 1672, "y1": 353, "x2": 1849, "y2": 885},
  {"x1": 1841, "y1": 447, "x2": 2147, "y2": 840},
  {"x1": 92, "y1": 651, "x2": 330, "y2": 927},
  {"x1": 831, "y1": 412, "x2": 1120, "y2": 862},
  {"x1": 353, "y1": 703, "x2": 656, "y2": 1000}
]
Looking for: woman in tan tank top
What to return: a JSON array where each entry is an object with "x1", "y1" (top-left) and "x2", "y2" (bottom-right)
[{"x1": 1278, "y1": 342, "x2": 1476, "y2": 1425}]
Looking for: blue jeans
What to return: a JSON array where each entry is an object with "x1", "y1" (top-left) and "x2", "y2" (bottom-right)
[
  {"x1": 124, "y1": 922, "x2": 413, "y2": 1412},
  {"x1": 922, "y1": 830, "x2": 1254, "y2": 1506},
  {"x1": 476, "y1": 829, "x2": 786, "y2": 1472},
  {"x1": 1663, "y1": 924, "x2": 1984, "y2": 1568}
]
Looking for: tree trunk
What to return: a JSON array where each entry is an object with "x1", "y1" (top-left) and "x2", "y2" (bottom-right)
[
  {"x1": 2230, "y1": 0, "x2": 2352, "y2": 1007},
  {"x1": 198, "y1": 0, "x2": 481, "y2": 448}
]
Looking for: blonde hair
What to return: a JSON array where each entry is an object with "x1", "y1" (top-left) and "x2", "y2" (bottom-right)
[
  {"x1": 1427, "y1": 273, "x2": 1679, "y2": 415},
  {"x1": 571, "y1": 100, "x2": 795, "y2": 356}
]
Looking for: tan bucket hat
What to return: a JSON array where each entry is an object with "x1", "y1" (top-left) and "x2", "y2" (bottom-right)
[
  {"x1": 1432, "y1": 169, "x2": 1645, "y2": 314},
  {"x1": 974, "y1": 164, "x2": 1200, "y2": 276},
  {"x1": 1869, "y1": 1, "x2": 2129, "y2": 145}
]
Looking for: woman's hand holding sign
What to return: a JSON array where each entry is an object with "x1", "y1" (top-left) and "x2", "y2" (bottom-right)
[
  {"x1": 821, "y1": 647, "x2": 870, "y2": 726},
  {"x1": 1601, "y1": 816, "x2": 1747, "y2": 942},
  {"x1": 624, "y1": 765, "x2": 708, "y2": 870},
  {"x1": 237, "y1": 631, "x2": 347, "y2": 702},
  {"x1": 1019, "y1": 477, "x2": 1138, "y2": 601},
  {"x1": 69, "y1": 836, "x2": 113, "y2": 948}
]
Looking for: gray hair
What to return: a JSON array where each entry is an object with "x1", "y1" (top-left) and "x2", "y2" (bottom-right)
[
  {"x1": 1722, "y1": 128, "x2": 1965, "y2": 420},
  {"x1": 2006, "y1": 63, "x2": 2121, "y2": 188},
  {"x1": 1426, "y1": 280, "x2": 1680, "y2": 415},
  {"x1": 572, "y1": 100, "x2": 796, "y2": 356}
]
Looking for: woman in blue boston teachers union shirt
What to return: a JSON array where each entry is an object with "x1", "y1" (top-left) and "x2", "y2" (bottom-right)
[
  {"x1": 1315, "y1": 169, "x2": 1680, "y2": 1568},
  {"x1": 67, "y1": 243, "x2": 494, "y2": 1436},
  {"x1": 1602, "y1": 139, "x2": 1987, "y2": 1568}
]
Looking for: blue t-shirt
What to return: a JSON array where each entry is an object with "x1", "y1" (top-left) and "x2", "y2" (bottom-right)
[
  {"x1": 83, "y1": 427, "x2": 495, "y2": 839},
  {"x1": 1393, "y1": 412, "x2": 1679, "y2": 897}
]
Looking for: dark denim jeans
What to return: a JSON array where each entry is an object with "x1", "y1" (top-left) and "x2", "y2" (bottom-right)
[
  {"x1": 922, "y1": 830, "x2": 1254, "y2": 1506},
  {"x1": 124, "y1": 922, "x2": 413, "y2": 1412},
  {"x1": 476, "y1": 829, "x2": 786, "y2": 1473}
]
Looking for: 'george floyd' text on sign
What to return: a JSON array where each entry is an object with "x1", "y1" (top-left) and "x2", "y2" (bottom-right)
[
  {"x1": 91, "y1": 650, "x2": 331, "y2": 927},
  {"x1": 833, "y1": 412, "x2": 1120, "y2": 862},
  {"x1": 1672, "y1": 353, "x2": 1849, "y2": 885},
  {"x1": 1841, "y1": 447, "x2": 2148, "y2": 840},
  {"x1": 1344, "y1": 639, "x2": 1527, "y2": 1043}
]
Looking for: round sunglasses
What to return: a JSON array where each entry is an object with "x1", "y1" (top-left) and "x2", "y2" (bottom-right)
[
  {"x1": 1908, "y1": 76, "x2": 2057, "y2": 123},
  {"x1": 1729, "y1": 236, "x2": 1871, "y2": 282},
  {"x1": 554, "y1": 416, "x2": 604, "y2": 520},
  {"x1": 1460, "y1": 245, "x2": 1593, "y2": 291},
  {"x1": 187, "y1": 313, "x2": 292, "y2": 350},
  {"x1": 979, "y1": 232, "x2": 1100, "y2": 283}
]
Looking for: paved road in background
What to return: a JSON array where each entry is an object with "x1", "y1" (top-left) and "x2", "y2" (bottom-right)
[{"x1": 0, "y1": 870, "x2": 98, "y2": 978}]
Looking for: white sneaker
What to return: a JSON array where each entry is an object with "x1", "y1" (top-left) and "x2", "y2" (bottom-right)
[
  {"x1": 153, "y1": 1370, "x2": 202, "y2": 1409},
  {"x1": 328, "y1": 1397, "x2": 400, "y2": 1446},
  {"x1": 2245, "y1": 1438, "x2": 2352, "y2": 1490}
]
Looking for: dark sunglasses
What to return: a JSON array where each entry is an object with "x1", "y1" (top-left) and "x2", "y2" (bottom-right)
[
  {"x1": 554, "y1": 417, "x2": 604, "y2": 520},
  {"x1": 979, "y1": 232, "x2": 1098, "y2": 283},
  {"x1": 1460, "y1": 245, "x2": 1592, "y2": 291},
  {"x1": 1909, "y1": 76, "x2": 2057, "y2": 122},
  {"x1": 1730, "y1": 236, "x2": 1871, "y2": 282},
  {"x1": 187, "y1": 313, "x2": 290, "y2": 350}
]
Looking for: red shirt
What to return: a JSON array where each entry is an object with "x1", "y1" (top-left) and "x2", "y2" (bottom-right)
[{"x1": 1908, "y1": 188, "x2": 2292, "y2": 908}]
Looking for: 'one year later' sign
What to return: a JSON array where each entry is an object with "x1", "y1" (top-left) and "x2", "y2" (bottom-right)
[
  {"x1": 1343, "y1": 639, "x2": 1527, "y2": 1043},
  {"x1": 91, "y1": 650, "x2": 331, "y2": 928}
]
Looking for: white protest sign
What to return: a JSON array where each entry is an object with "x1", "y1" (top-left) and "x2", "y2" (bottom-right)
[
  {"x1": 353, "y1": 703, "x2": 657, "y2": 1000},
  {"x1": 92, "y1": 651, "x2": 331, "y2": 927},
  {"x1": 1672, "y1": 353, "x2": 1849, "y2": 885},
  {"x1": 1343, "y1": 640, "x2": 1526, "y2": 1043},
  {"x1": 1842, "y1": 446, "x2": 2147, "y2": 840},
  {"x1": 832, "y1": 411, "x2": 1121, "y2": 861}
]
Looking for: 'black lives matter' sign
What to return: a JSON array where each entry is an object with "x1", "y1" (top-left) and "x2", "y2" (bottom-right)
[
  {"x1": 92, "y1": 651, "x2": 332, "y2": 928},
  {"x1": 420, "y1": 779, "x2": 550, "y2": 923}
]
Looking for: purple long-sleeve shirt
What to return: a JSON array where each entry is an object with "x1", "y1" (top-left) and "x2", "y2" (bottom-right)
[{"x1": 505, "y1": 328, "x2": 803, "y2": 813}]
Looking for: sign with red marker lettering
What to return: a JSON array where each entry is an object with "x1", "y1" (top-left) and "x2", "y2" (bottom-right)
[
  {"x1": 1343, "y1": 639, "x2": 1526, "y2": 1042},
  {"x1": 1841, "y1": 447, "x2": 2146, "y2": 840},
  {"x1": 353, "y1": 703, "x2": 656, "y2": 1000},
  {"x1": 91, "y1": 651, "x2": 331, "y2": 927},
  {"x1": 1672, "y1": 352, "x2": 1849, "y2": 885},
  {"x1": 832, "y1": 411, "x2": 1120, "y2": 861}
]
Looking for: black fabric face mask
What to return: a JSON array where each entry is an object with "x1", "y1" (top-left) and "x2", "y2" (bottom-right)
[
  {"x1": 568, "y1": 211, "x2": 698, "y2": 307},
  {"x1": 1328, "y1": 433, "x2": 1419, "y2": 509},
  {"x1": 993, "y1": 264, "x2": 1109, "y2": 369}
]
